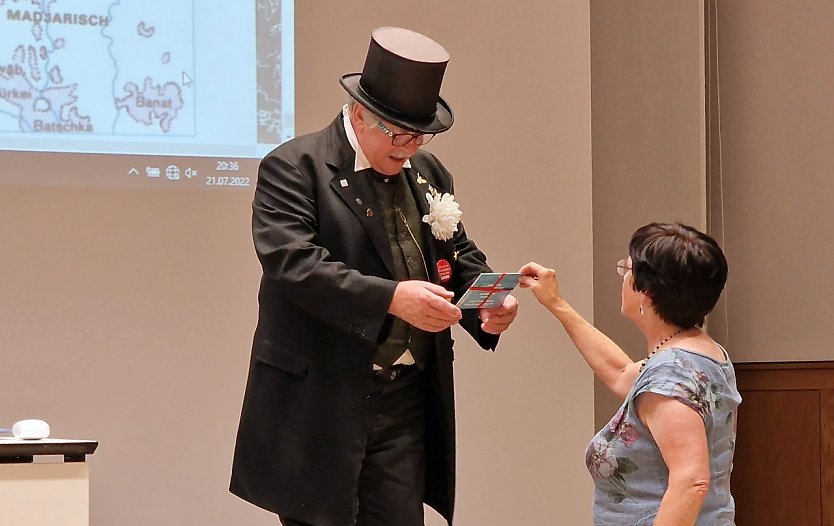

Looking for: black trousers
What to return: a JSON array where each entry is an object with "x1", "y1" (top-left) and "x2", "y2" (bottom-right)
[{"x1": 280, "y1": 367, "x2": 426, "y2": 526}]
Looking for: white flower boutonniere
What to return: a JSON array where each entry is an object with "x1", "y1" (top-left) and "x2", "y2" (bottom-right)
[{"x1": 422, "y1": 192, "x2": 462, "y2": 241}]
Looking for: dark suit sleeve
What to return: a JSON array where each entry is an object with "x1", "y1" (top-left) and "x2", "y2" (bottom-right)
[
  {"x1": 451, "y1": 210, "x2": 501, "y2": 351},
  {"x1": 252, "y1": 151, "x2": 396, "y2": 343},
  {"x1": 424, "y1": 155, "x2": 501, "y2": 351}
]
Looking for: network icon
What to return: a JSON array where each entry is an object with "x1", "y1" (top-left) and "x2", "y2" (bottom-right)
[{"x1": 165, "y1": 165, "x2": 181, "y2": 180}]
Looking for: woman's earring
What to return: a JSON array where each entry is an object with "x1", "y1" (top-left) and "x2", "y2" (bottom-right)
[{"x1": 639, "y1": 302, "x2": 644, "y2": 315}]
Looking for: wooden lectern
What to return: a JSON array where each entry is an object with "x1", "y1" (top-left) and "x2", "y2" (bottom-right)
[{"x1": 0, "y1": 439, "x2": 98, "y2": 526}]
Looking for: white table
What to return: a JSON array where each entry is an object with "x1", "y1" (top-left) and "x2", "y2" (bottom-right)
[{"x1": 0, "y1": 438, "x2": 98, "y2": 526}]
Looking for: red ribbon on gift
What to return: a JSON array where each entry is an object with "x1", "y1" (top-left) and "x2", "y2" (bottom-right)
[{"x1": 469, "y1": 273, "x2": 511, "y2": 309}]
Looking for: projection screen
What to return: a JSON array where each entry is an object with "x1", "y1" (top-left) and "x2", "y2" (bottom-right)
[{"x1": 0, "y1": 0, "x2": 294, "y2": 190}]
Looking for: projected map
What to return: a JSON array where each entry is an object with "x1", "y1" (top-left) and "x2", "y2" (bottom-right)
[
  {"x1": 0, "y1": 0, "x2": 195, "y2": 137},
  {"x1": 0, "y1": 0, "x2": 294, "y2": 189}
]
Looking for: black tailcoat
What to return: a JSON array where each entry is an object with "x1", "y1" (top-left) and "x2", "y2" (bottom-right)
[{"x1": 230, "y1": 116, "x2": 498, "y2": 525}]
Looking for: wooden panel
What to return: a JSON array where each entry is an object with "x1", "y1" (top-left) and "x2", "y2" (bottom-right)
[
  {"x1": 732, "y1": 390, "x2": 821, "y2": 526},
  {"x1": 823, "y1": 390, "x2": 834, "y2": 526},
  {"x1": 736, "y1": 362, "x2": 834, "y2": 391}
]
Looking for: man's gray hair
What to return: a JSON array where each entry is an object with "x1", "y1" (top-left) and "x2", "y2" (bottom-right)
[{"x1": 348, "y1": 96, "x2": 379, "y2": 126}]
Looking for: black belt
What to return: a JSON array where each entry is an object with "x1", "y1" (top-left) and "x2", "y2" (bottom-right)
[{"x1": 371, "y1": 364, "x2": 417, "y2": 383}]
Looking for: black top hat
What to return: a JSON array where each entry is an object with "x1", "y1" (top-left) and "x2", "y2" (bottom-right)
[{"x1": 340, "y1": 27, "x2": 454, "y2": 134}]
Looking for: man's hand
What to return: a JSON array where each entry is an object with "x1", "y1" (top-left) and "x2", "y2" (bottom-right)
[
  {"x1": 479, "y1": 294, "x2": 519, "y2": 334},
  {"x1": 388, "y1": 280, "x2": 462, "y2": 332}
]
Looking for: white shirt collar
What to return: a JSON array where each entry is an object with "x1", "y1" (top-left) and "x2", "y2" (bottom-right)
[{"x1": 342, "y1": 105, "x2": 411, "y2": 173}]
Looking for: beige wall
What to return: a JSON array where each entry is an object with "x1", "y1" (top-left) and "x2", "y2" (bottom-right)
[
  {"x1": 590, "y1": 0, "x2": 706, "y2": 426},
  {"x1": 707, "y1": 0, "x2": 834, "y2": 362},
  {"x1": 1, "y1": 1, "x2": 594, "y2": 525}
]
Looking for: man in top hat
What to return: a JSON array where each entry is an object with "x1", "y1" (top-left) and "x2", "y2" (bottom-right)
[{"x1": 230, "y1": 27, "x2": 519, "y2": 526}]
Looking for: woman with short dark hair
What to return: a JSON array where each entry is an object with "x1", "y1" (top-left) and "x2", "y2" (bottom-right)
[{"x1": 520, "y1": 222, "x2": 739, "y2": 526}]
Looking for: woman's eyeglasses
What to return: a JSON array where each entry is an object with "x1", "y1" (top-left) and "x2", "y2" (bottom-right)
[{"x1": 616, "y1": 259, "x2": 632, "y2": 277}]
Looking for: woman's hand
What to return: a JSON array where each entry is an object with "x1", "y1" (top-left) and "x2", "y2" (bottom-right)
[{"x1": 518, "y1": 262, "x2": 564, "y2": 308}]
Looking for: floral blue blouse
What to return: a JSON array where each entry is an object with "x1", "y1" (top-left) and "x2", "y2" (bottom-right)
[{"x1": 585, "y1": 347, "x2": 741, "y2": 525}]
